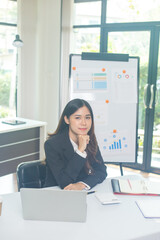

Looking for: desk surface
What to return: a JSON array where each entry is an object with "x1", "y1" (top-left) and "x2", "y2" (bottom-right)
[
  {"x1": 0, "y1": 117, "x2": 46, "y2": 134},
  {"x1": 1, "y1": 178, "x2": 160, "y2": 240},
  {"x1": 0, "y1": 118, "x2": 47, "y2": 175}
]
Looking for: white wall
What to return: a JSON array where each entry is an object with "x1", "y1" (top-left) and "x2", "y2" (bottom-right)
[
  {"x1": 60, "y1": 0, "x2": 74, "y2": 113},
  {"x1": 18, "y1": 0, "x2": 61, "y2": 134}
]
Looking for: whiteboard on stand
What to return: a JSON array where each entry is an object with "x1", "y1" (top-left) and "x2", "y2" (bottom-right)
[{"x1": 69, "y1": 53, "x2": 139, "y2": 163}]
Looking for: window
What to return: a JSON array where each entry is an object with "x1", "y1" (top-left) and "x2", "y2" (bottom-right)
[
  {"x1": 0, "y1": 0, "x2": 17, "y2": 118},
  {"x1": 73, "y1": 28, "x2": 100, "y2": 53},
  {"x1": 106, "y1": 0, "x2": 160, "y2": 23},
  {"x1": 71, "y1": 0, "x2": 160, "y2": 174},
  {"x1": 73, "y1": 1, "x2": 101, "y2": 25}
]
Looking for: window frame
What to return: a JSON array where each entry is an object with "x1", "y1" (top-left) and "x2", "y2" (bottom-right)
[{"x1": 72, "y1": 0, "x2": 160, "y2": 174}]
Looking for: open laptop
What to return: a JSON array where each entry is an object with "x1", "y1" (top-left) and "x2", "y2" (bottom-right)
[{"x1": 20, "y1": 188, "x2": 87, "y2": 222}]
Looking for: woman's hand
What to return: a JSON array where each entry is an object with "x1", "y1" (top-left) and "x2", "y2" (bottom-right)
[
  {"x1": 64, "y1": 182, "x2": 86, "y2": 190},
  {"x1": 77, "y1": 135, "x2": 90, "y2": 153}
]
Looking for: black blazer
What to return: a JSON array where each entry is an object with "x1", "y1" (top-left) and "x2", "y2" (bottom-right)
[{"x1": 44, "y1": 130, "x2": 107, "y2": 189}]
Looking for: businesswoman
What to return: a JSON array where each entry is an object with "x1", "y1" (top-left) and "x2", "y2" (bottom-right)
[{"x1": 44, "y1": 98, "x2": 107, "y2": 190}]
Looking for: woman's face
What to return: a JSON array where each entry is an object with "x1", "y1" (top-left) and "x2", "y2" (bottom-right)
[{"x1": 64, "y1": 106, "x2": 92, "y2": 141}]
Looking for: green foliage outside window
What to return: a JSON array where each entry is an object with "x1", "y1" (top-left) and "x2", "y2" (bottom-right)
[
  {"x1": 0, "y1": 70, "x2": 12, "y2": 118},
  {"x1": 0, "y1": 70, "x2": 11, "y2": 106}
]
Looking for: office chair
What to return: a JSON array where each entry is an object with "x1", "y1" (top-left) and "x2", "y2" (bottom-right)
[{"x1": 16, "y1": 160, "x2": 46, "y2": 191}]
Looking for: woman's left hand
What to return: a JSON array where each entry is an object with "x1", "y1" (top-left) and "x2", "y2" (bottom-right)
[{"x1": 64, "y1": 182, "x2": 86, "y2": 190}]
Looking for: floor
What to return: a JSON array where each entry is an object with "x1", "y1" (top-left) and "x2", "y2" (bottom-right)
[{"x1": 0, "y1": 164, "x2": 160, "y2": 195}]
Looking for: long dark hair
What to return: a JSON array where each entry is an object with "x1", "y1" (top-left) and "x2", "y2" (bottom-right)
[{"x1": 49, "y1": 99, "x2": 99, "y2": 172}]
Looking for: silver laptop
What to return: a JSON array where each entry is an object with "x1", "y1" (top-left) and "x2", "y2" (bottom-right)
[{"x1": 20, "y1": 188, "x2": 87, "y2": 222}]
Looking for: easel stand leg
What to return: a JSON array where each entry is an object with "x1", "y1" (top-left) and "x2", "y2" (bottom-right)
[{"x1": 120, "y1": 163, "x2": 123, "y2": 176}]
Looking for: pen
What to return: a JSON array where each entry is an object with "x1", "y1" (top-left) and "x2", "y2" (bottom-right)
[
  {"x1": 127, "y1": 179, "x2": 132, "y2": 190},
  {"x1": 87, "y1": 191, "x2": 96, "y2": 195}
]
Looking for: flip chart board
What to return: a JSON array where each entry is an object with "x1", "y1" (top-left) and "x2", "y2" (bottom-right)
[{"x1": 69, "y1": 53, "x2": 139, "y2": 163}]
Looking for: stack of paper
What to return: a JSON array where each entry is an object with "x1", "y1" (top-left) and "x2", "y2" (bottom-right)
[{"x1": 136, "y1": 199, "x2": 160, "y2": 218}]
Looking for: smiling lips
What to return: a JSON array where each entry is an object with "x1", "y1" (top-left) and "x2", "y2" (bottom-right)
[{"x1": 79, "y1": 128, "x2": 87, "y2": 131}]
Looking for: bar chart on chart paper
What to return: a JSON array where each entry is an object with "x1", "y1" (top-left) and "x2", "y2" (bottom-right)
[
  {"x1": 72, "y1": 67, "x2": 107, "y2": 91},
  {"x1": 97, "y1": 130, "x2": 131, "y2": 156}
]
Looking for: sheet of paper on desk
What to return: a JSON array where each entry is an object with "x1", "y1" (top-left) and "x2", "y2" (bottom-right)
[
  {"x1": 136, "y1": 199, "x2": 160, "y2": 218},
  {"x1": 95, "y1": 192, "x2": 121, "y2": 205}
]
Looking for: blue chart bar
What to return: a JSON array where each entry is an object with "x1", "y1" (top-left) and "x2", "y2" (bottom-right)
[
  {"x1": 109, "y1": 139, "x2": 122, "y2": 150},
  {"x1": 94, "y1": 81, "x2": 107, "y2": 89},
  {"x1": 93, "y1": 73, "x2": 106, "y2": 76}
]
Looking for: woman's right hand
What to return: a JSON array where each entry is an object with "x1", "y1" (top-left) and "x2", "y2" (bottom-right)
[
  {"x1": 64, "y1": 182, "x2": 86, "y2": 190},
  {"x1": 77, "y1": 135, "x2": 90, "y2": 153}
]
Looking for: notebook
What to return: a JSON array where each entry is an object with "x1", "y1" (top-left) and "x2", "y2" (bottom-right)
[
  {"x1": 111, "y1": 178, "x2": 160, "y2": 196},
  {"x1": 20, "y1": 188, "x2": 87, "y2": 222}
]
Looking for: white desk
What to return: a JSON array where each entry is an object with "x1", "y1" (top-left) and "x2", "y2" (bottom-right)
[
  {"x1": 1, "y1": 178, "x2": 160, "y2": 240},
  {"x1": 0, "y1": 118, "x2": 46, "y2": 176}
]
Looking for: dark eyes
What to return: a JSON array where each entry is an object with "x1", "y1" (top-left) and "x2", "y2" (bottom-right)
[{"x1": 75, "y1": 116, "x2": 91, "y2": 120}]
